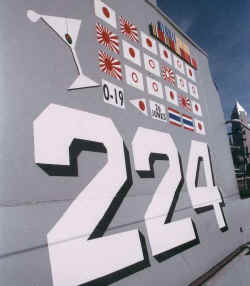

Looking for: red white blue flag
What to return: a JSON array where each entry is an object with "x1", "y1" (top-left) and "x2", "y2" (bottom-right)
[
  {"x1": 168, "y1": 107, "x2": 182, "y2": 127},
  {"x1": 182, "y1": 114, "x2": 194, "y2": 131}
]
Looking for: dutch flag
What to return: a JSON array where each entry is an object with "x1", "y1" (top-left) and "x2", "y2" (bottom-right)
[
  {"x1": 168, "y1": 107, "x2": 182, "y2": 127},
  {"x1": 183, "y1": 114, "x2": 194, "y2": 131}
]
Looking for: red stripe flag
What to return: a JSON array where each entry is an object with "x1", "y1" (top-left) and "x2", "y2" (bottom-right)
[
  {"x1": 178, "y1": 94, "x2": 192, "y2": 112},
  {"x1": 120, "y1": 16, "x2": 139, "y2": 43},
  {"x1": 161, "y1": 65, "x2": 175, "y2": 85},
  {"x1": 96, "y1": 23, "x2": 120, "y2": 54},
  {"x1": 98, "y1": 50, "x2": 122, "y2": 80}
]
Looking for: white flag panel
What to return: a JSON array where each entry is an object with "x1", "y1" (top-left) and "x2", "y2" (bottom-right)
[
  {"x1": 94, "y1": 0, "x2": 117, "y2": 28},
  {"x1": 146, "y1": 77, "x2": 163, "y2": 99},
  {"x1": 125, "y1": 65, "x2": 144, "y2": 91},
  {"x1": 122, "y1": 40, "x2": 141, "y2": 66}
]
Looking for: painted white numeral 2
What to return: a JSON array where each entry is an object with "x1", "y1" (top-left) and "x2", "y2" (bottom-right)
[
  {"x1": 33, "y1": 104, "x2": 144, "y2": 286},
  {"x1": 132, "y1": 128, "x2": 196, "y2": 257},
  {"x1": 186, "y1": 140, "x2": 226, "y2": 229}
]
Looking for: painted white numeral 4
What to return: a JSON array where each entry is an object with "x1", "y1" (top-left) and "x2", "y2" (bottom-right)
[
  {"x1": 33, "y1": 104, "x2": 144, "y2": 286},
  {"x1": 132, "y1": 127, "x2": 197, "y2": 257},
  {"x1": 186, "y1": 140, "x2": 226, "y2": 229}
]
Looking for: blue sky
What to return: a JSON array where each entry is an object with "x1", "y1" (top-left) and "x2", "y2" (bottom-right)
[{"x1": 157, "y1": 0, "x2": 250, "y2": 120}]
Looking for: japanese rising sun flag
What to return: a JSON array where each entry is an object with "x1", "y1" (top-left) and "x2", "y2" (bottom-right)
[
  {"x1": 165, "y1": 86, "x2": 178, "y2": 106},
  {"x1": 173, "y1": 55, "x2": 185, "y2": 75},
  {"x1": 122, "y1": 40, "x2": 141, "y2": 66},
  {"x1": 159, "y1": 43, "x2": 172, "y2": 65},
  {"x1": 146, "y1": 76, "x2": 163, "y2": 99},
  {"x1": 176, "y1": 74, "x2": 188, "y2": 93},
  {"x1": 98, "y1": 50, "x2": 122, "y2": 80},
  {"x1": 125, "y1": 65, "x2": 144, "y2": 91},
  {"x1": 178, "y1": 95, "x2": 192, "y2": 112},
  {"x1": 96, "y1": 23, "x2": 120, "y2": 54},
  {"x1": 186, "y1": 64, "x2": 196, "y2": 82},
  {"x1": 189, "y1": 82, "x2": 199, "y2": 99},
  {"x1": 161, "y1": 65, "x2": 175, "y2": 85},
  {"x1": 194, "y1": 119, "x2": 206, "y2": 135},
  {"x1": 94, "y1": 0, "x2": 117, "y2": 28},
  {"x1": 130, "y1": 98, "x2": 148, "y2": 116},
  {"x1": 191, "y1": 100, "x2": 202, "y2": 117},
  {"x1": 120, "y1": 16, "x2": 139, "y2": 43},
  {"x1": 144, "y1": 53, "x2": 161, "y2": 77},
  {"x1": 141, "y1": 31, "x2": 158, "y2": 55}
]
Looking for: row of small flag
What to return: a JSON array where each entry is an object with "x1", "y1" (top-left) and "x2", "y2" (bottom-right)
[
  {"x1": 98, "y1": 48, "x2": 199, "y2": 100},
  {"x1": 94, "y1": 0, "x2": 197, "y2": 76},
  {"x1": 150, "y1": 22, "x2": 198, "y2": 70},
  {"x1": 129, "y1": 98, "x2": 205, "y2": 135},
  {"x1": 97, "y1": 21, "x2": 196, "y2": 82}
]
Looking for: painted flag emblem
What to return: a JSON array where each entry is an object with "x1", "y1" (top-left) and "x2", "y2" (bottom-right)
[
  {"x1": 120, "y1": 16, "x2": 139, "y2": 43},
  {"x1": 98, "y1": 50, "x2": 122, "y2": 80},
  {"x1": 161, "y1": 65, "x2": 175, "y2": 85},
  {"x1": 173, "y1": 55, "x2": 185, "y2": 74},
  {"x1": 165, "y1": 86, "x2": 178, "y2": 106},
  {"x1": 150, "y1": 100, "x2": 167, "y2": 122},
  {"x1": 182, "y1": 114, "x2": 194, "y2": 131},
  {"x1": 186, "y1": 64, "x2": 196, "y2": 82},
  {"x1": 94, "y1": 0, "x2": 117, "y2": 28},
  {"x1": 141, "y1": 31, "x2": 158, "y2": 55},
  {"x1": 130, "y1": 98, "x2": 148, "y2": 116},
  {"x1": 159, "y1": 43, "x2": 172, "y2": 65},
  {"x1": 122, "y1": 40, "x2": 141, "y2": 66},
  {"x1": 178, "y1": 95, "x2": 192, "y2": 112},
  {"x1": 144, "y1": 53, "x2": 161, "y2": 77},
  {"x1": 194, "y1": 119, "x2": 206, "y2": 135},
  {"x1": 176, "y1": 74, "x2": 188, "y2": 93},
  {"x1": 189, "y1": 82, "x2": 199, "y2": 99},
  {"x1": 96, "y1": 23, "x2": 120, "y2": 54},
  {"x1": 125, "y1": 65, "x2": 144, "y2": 91},
  {"x1": 146, "y1": 77, "x2": 163, "y2": 99},
  {"x1": 168, "y1": 107, "x2": 182, "y2": 127},
  {"x1": 192, "y1": 100, "x2": 202, "y2": 116}
]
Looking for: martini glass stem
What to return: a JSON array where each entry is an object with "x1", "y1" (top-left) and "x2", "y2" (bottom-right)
[{"x1": 71, "y1": 48, "x2": 83, "y2": 75}]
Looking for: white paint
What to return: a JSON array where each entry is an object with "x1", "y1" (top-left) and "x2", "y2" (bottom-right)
[
  {"x1": 188, "y1": 82, "x2": 199, "y2": 99},
  {"x1": 144, "y1": 53, "x2": 161, "y2": 77},
  {"x1": 122, "y1": 40, "x2": 141, "y2": 66},
  {"x1": 149, "y1": 100, "x2": 167, "y2": 122},
  {"x1": 176, "y1": 74, "x2": 188, "y2": 93},
  {"x1": 141, "y1": 31, "x2": 158, "y2": 55},
  {"x1": 173, "y1": 55, "x2": 185, "y2": 75},
  {"x1": 159, "y1": 43, "x2": 172, "y2": 65},
  {"x1": 130, "y1": 99, "x2": 148, "y2": 116},
  {"x1": 194, "y1": 119, "x2": 206, "y2": 135},
  {"x1": 146, "y1": 77, "x2": 163, "y2": 99},
  {"x1": 125, "y1": 65, "x2": 144, "y2": 91},
  {"x1": 186, "y1": 140, "x2": 226, "y2": 229},
  {"x1": 27, "y1": 10, "x2": 40, "y2": 22},
  {"x1": 132, "y1": 128, "x2": 196, "y2": 256},
  {"x1": 27, "y1": 10, "x2": 99, "y2": 90},
  {"x1": 102, "y1": 80, "x2": 125, "y2": 109},
  {"x1": 94, "y1": 0, "x2": 117, "y2": 28},
  {"x1": 165, "y1": 86, "x2": 178, "y2": 106},
  {"x1": 34, "y1": 104, "x2": 143, "y2": 286},
  {"x1": 186, "y1": 64, "x2": 196, "y2": 82},
  {"x1": 191, "y1": 100, "x2": 202, "y2": 117}
]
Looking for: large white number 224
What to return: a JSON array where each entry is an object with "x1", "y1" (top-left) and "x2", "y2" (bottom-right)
[{"x1": 33, "y1": 104, "x2": 226, "y2": 286}]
